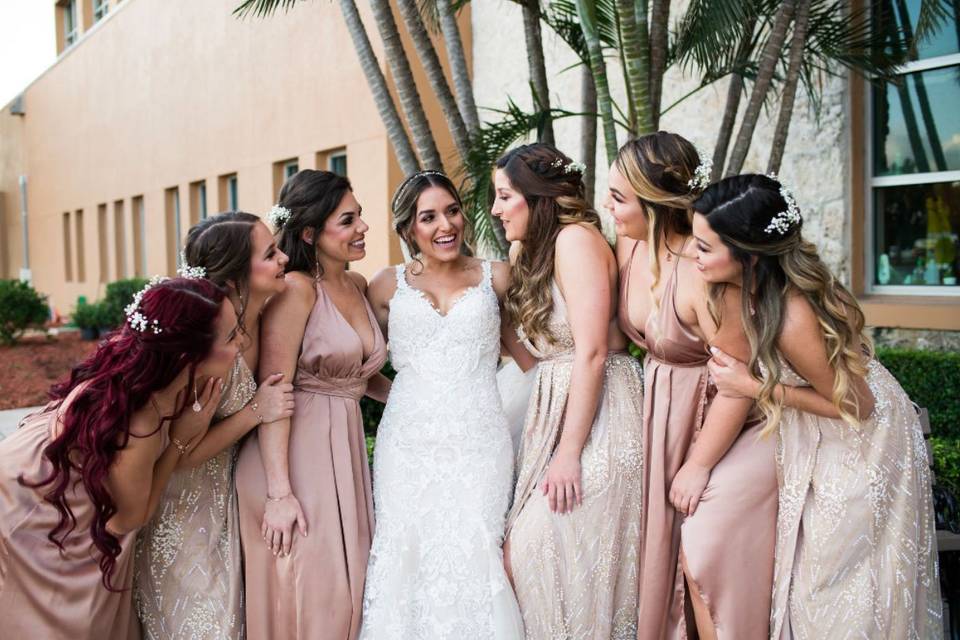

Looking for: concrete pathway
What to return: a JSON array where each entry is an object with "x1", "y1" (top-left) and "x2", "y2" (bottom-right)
[{"x1": 0, "y1": 406, "x2": 43, "y2": 440}]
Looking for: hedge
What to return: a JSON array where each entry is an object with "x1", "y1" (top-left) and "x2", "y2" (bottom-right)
[{"x1": 0, "y1": 280, "x2": 49, "y2": 345}]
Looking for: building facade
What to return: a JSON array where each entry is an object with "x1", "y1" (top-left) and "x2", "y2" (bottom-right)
[
  {"x1": 0, "y1": 0, "x2": 464, "y2": 315},
  {"x1": 471, "y1": 0, "x2": 960, "y2": 343}
]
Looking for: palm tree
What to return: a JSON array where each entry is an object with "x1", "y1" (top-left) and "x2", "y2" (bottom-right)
[
  {"x1": 435, "y1": 0, "x2": 480, "y2": 136},
  {"x1": 581, "y1": 66, "x2": 598, "y2": 203},
  {"x1": 648, "y1": 0, "x2": 670, "y2": 128},
  {"x1": 520, "y1": 0, "x2": 556, "y2": 144},
  {"x1": 575, "y1": 0, "x2": 619, "y2": 163},
  {"x1": 767, "y1": 0, "x2": 812, "y2": 174},
  {"x1": 614, "y1": 0, "x2": 654, "y2": 135}
]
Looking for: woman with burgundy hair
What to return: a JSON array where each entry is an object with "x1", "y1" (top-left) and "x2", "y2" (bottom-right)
[{"x1": 0, "y1": 277, "x2": 241, "y2": 639}]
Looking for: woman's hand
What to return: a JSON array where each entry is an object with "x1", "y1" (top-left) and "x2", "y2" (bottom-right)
[
  {"x1": 251, "y1": 373, "x2": 295, "y2": 424},
  {"x1": 669, "y1": 461, "x2": 710, "y2": 516},
  {"x1": 170, "y1": 377, "x2": 221, "y2": 452},
  {"x1": 542, "y1": 448, "x2": 583, "y2": 514},
  {"x1": 708, "y1": 347, "x2": 760, "y2": 399},
  {"x1": 261, "y1": 494, "x2": 307, "y2": 557}
]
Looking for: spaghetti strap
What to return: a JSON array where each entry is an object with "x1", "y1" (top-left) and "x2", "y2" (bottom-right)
[
  {"x1": 394, "y1": 264, "x2": 407, "y2": 289},
  {"x1": 481, "y1": 260, "x2": 493, "y2": 290}
]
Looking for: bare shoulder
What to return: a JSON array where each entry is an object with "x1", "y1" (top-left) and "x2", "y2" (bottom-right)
[
  {"x1": 367, "y1": 265, "x2": 399, "y2": 306},
  {"x1": 274, "y1": 271, "x2": 317, "y2": 309},
  {"x1": 346, "y1": 270, "x2": 368, "y2": 294},
  {"x1": 489, "y1": 260, "x2": 511, "y2": 298},
  {"x1": 615, "y1": 235, "x2": 639, "y2": 266},
  {"x1": 780, "y1": 292, "x2": 821, "y2": 340},
  {"x1": 556, "y1": 223, "x2": 610, "y2": 266}
]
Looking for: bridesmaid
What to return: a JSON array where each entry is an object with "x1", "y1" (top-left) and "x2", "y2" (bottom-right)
[
  {"x1": 0, "y1": 277, "x2": 239, "y2": 639},
  {"x1": 235, "y1": 170, "x2": 389, "y2": 640},
  {"x1": 694, "y1": 174, "x2": 942, "y2": 639},
  {"x1": 606, "y1": 132, "x2": 776, "y2": 639},
  {"x1": 134, "y1": 212, "x2": 295, "y2": 639},
  {"x1": 494, "y1": 143, "x2": 644, "y2": 638}
]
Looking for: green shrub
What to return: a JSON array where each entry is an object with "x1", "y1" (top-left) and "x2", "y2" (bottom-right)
[
  {"x1": 875, "y1": 347, "x2": 960, "y2": 440},
  {"x1": 932, "y1": 436, "x2": 960, "y2": 495},
  {"x1": 99, "y1": 278, "x2": 149, "y2": 328},
  {"x1": 360, "y1": 361, "x2": 396, "y2": 438},
  {"x1": 0, "y1": 280, "x2": 49, "y2": 345},
  {"x1": 71, "y1": 300, "x2": 103, "y2": 331}
]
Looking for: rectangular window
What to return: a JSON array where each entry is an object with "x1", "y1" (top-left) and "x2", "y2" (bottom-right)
[
  {"x1": 74, "y1": 209, "x2": 86, "y2": 282},
  {"x1": 114, "y1": 200, "x2": 127, "y2": 279},
  {"x1": 93, "y1": 0, "x2": 108, "y2": 22},
  {"x1": 97, "y1": 203, "x2": 109, "y2": 283},
  {"x1": 868, "y1": 1, "x2": 960, "y2": 294},
  {"x1": 63, "y1": 0, "x2": 78, "y2": 47},
  {"x1": 131, "y1": 195, "x2": 145, "y2": 277},
  {"x1": 165, "y1": 187, "x2": 181, "y2": 275},
  {"x1": 219, "y1": 173, "x2": 239, "y2": 211},
  {"x1": 63, "y1": 212, "x2": 73, "y2": 281},
  {"x1": 329, "y1": 152, "x2": 347, "y2": 177},
  {"x1": 273, "y1": 158, "x2": 299, "y2": 199},
  {"x1": 190, "y1": 180, "x2": 208, "y2": 225}
]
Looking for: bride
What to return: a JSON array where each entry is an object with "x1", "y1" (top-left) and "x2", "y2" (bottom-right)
[{"x1": 361, "y1": 170, "x2": 531, "y2": 639}]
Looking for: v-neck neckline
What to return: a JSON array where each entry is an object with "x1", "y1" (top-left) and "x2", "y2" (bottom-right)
[
  {"x1": 399, "y1": 262, "x2": 486, "y2": 319},
  {"x1": 316, "y1": 280, "x2": 379, "y2": 362}
]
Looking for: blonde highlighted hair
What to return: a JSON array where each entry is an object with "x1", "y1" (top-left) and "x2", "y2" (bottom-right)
[
  {"x1": 495, "y1": 143, "x2": 601, "y2": 345},
  {"x1": 694, "y1": 174, "x2": 873, "y2": 436}
]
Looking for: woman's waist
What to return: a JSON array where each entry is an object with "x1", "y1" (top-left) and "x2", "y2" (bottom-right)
[{"x1": 293, "y1": 371, "x2": 369, "y2": 400}]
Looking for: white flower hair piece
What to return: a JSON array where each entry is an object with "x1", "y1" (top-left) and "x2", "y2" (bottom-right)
[
  {"x1": 177, "y1": 252, "x2": 207, "y2": 279},
  {"x1": 125, "y1": 275, "x2": 169, "y2": 334},
  {"x1": 267, "y1": 204, "x2": 292, "y2": 230},
  {"x1": 687, "y1": 148, "x2": 713, "y2": 192},
  {"x1": 551, "y1": 157, "x2": 586, "y2": 175},
  {"x1": 764, "y1": 174, "x2": 802, "y2": 235}
]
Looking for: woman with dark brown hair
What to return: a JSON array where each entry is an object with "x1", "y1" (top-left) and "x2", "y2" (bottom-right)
[
  {"x1": 494, "y1": 143, "x2": 644, "y2": 639},
  {"x1": 134, "y1": 212, "x2": 295, "y2": 640},
  {"x1": 235, "y1": 170, "x2": 389, "y2": 640},
  {"x1": 606, "y1": 132, "x2": 776, "y2": 639}
]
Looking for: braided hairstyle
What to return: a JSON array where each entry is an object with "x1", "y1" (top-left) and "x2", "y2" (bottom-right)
[
  {"x1": 614, "y1": 132, "x2": 702, "y2": 312},
  {"x1": 495, "y1": 143, "x2": 601, "y2": 345},
  {"x1": 694, "y1": 174, "x2": 872, "y2": 435}
]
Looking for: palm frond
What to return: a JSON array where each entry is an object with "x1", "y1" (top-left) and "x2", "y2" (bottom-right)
[
  {"x1": 912, "y1": 0, "x2": 955, "y2": 51},
  {"x1": 233, "y1": 0, "x2": 301, "y2": 19},
  {"x1": 670, "y1": 0, "x2": 766, "y2": 75},
  {"x1": 542, "y1": 0, "x2": 620, "y2": 65}
]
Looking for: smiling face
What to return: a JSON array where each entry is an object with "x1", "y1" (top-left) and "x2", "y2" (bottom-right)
[
  {"x1": 491, "y1": 169, "x2": 531, "y2": 242},
  {"x1": 604, "y1": 163, "x2": 649, "y2": 240},
  {"x1": 692, "y1": 212, "x2": 743, "y2": 285},
  {"x1": 198, "y1": 299, "x2": 244, "y2": 378},
  {"x1": 409, "y1": 186, "x2": 465, "y2": 262},
  {"x1": 315, "y1": 191, "x2": 368, "y2": 263},
  {"x1": 247, "y1": 221, "x2": 288, "y2": 297}
]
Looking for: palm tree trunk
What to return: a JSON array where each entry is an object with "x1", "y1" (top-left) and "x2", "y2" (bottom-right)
[
  {"x1": 615, "y1": 0, "x2": 654, "y2": 135},
  {"x1": 711, "y1": 12, "x2": 758, "y2": 180},
  {"x1": 436, "y1": 0, "x2": 480, "y2": 136},
  {"x1": 368, "y1": 0, "x2": 444, "y2": 170},
  {"x1": 576, "y1": 0, "x2": 618, "y2": 163},
  {"x1": 648, "y1": 0, "x2": 670, "y2": 128},
  {"x1": 522, "y1": 0, "x2": 555, "y2": 144},
  {"x1": 395, "y1": 0, "x2": 472, "y2": 166},
  {"x1": 725, "y1": 0, "x2": 795, "y2": 177},
  {"x1": 767, "y1": 0, "x2": 812, "y2": 174},
  {"x1": 338, "y1": 0, "x2": 419, "y2": 174},
  {"x1": 581, "y1": 66, "x2": 598, "y2": 204}
]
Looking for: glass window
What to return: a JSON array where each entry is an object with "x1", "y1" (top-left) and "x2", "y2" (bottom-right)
[
  {"x1": 869, "y1": 3, "x2": 960, "y2": 294},
  {"x1": 199, "y1": 182, "x2": 207, "y2": 220},
  {"x1": 227, "y1": 175, "x2": 238, "y2": 210},
  {"x1": 329, "y1": 152, "x2": 347, "y2": 177},
  {"x1": 284, "y1": 160, "x2": 299, "y2": 181},
  {"x1": 63, "y1": 0, "x2": 77, "y2": 46},
  {"x1": 93, "y1": 0, "x2": 108, "y2": 22}
]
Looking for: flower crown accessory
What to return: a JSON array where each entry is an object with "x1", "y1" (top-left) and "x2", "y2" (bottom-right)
[
  {"x1": 551, "y1": 157, "x2": 586, "y2": 175},
  {"x1": 267, "y1": 204, "x2": 292, "y2": 230},
  {"x1": 177, "y1": 252, "x2": 207, "y2": 279},
  {"x1": 764, "y1": 174, "x2": 802, "y2": 235},
  {"x1": 687, "y1": 148, "x2": 713, "y2": 192},
  {"x1": 391, "y1": 169, "x2": 448, "y2": 213},
  {"x1": 125, "y1": 275, "x2": 169, "y2": 334}
]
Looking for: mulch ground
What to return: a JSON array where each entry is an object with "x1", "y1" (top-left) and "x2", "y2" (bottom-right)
[{"x1": 0, "y1": 333, "x2": 98, "y2": 410}]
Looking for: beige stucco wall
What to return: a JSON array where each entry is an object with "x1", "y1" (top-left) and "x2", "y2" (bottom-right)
[{"x1": 1, "y1": 0, "x2": 466, "y2": 315}]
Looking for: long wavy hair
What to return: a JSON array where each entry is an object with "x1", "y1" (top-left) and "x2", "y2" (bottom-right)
[
  {"x1": 391, "y1": 170, "x2": 473, "y2": 273},
  {"x1": 694, "y1": 174, "x2": 873, "y2": 435},
  {"x1": 22, "y1": 277, "x2": 226, "y2": 589},
  {"x1": 495, "y1": 143, "x2": 601, "y2": 345},
  {"x1": 614, "y1": 132, "x2": 703, "y2": 311},
  {"x1": 184, "y1": 211, "x2": 259, "y2": 334},
  {"x1": 274, "y1": 169, "x2": 353, "y2": 277}
]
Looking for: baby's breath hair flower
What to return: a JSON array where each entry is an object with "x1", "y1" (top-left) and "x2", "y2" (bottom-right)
[
  {"x1": 764, "y1": 174, "x2": 802, "y2": 235},
  {"x1": 267, "y1": 204, "x2": 292, "y2": 230},
  {"x1": 177, "y1": 252, "x2": 207, "y2": 279},
  {"x1": 551, "y1": 157, "x2": 586, "y2": 175},
  {"x1": 125, "y1": 275, "x2": 169, "y2": 334},
  {"x1": 687, "y1": 148, "x2": 713, "y2": 192}
]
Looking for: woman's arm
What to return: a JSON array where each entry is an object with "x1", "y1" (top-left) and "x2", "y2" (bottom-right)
[
  {"x1": 365, "y1": 372, "x2": 392, "y2": 404},
  {"x1": 546, "y1": 225, "x2": 612, "y2": 514},
  {"x1": 366, "y1": 267, "x2": 396, "y2": 341},
  {"x1": 670, "y1": 279, "x2": 754, "y2": 517},
  {"x1": 257, "y1": 274, "x2": 315, "y2": 556},
  {"x1": 490, "y1": 261, "x2": 538, "y2": 373}
]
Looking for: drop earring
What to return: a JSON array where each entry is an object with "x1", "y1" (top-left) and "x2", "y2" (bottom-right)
[{"x1": 192, "y1": 384, "x2": 202, "y2": 413}]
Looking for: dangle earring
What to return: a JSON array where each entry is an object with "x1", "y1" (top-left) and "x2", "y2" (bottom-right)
[{"x1": 192, "y1": 384, "x2": 202, "y2": 413}]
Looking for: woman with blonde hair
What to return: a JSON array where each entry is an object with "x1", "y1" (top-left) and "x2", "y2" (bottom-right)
[
  {"x1": 494, "y1": 143, "x2": 644, "y2": 638},
  {"x1": 695, "y1": 173, "x2": 941, "y2": 639},
  {"x1": 606, "y1": 131, "x2": 776, "y2": 639}
]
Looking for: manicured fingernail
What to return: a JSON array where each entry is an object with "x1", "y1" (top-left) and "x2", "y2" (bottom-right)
[{"x1": 709, "y1": 346, "x2": 719, "y2": 354}]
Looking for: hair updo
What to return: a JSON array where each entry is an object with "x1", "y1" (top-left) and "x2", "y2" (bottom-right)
[
  {"x1": 495, "y1": 143, "x2": 600, "y2": 345},
  {"x1": 694, "y1": 173, "x2": 872, "y2": 436},
  {"x1": 275, "y1": 169, "x2": 353, "y2": 277},
  {"x1": 391, "y1": 170, "x2": 472, "y2": 270}
]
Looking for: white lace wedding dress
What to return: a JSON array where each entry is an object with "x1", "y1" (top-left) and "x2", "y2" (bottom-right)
[{"x1": 359, "y1": 261, "x2": 525, "y2": 640}]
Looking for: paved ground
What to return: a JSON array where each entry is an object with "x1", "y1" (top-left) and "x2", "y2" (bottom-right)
[{"x1": 0, "y1": 406, "x2": 43, "y2": 440}]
